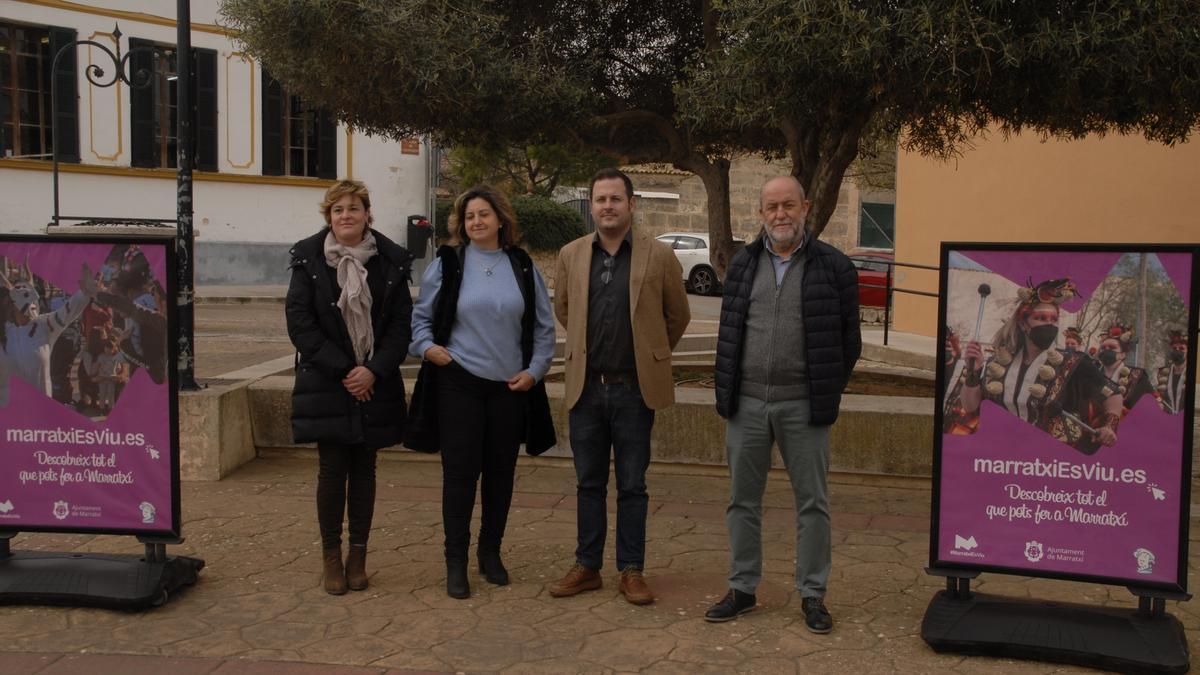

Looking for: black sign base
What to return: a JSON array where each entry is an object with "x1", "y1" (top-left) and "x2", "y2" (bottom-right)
[
  {"x1": 0, "y1": 549, "x2": 204, "y2": 610},
  {"x1": 921, "y1": 590, "x2": 1190, "y2": 673}
]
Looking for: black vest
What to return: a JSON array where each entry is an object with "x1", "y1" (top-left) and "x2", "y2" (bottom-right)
[{"x1": 405, "y1": 245, "x2": 556, "y2": 454}]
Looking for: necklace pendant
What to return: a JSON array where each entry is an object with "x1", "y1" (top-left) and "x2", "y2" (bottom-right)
[{"x1": 485, "y1": 269, "x2": 493, "y2": 276}]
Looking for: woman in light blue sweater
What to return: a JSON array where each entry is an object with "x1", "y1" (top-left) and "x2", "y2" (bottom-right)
[{"x1": 409, "y1": 185, "x2": 555, "y2": 599}]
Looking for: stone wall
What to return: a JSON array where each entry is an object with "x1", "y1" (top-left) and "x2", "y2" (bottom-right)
[
  {"x1": 245, "y1": 377, "x2": 937, "y2": 477},
  {"x1": 179, "y1": 381, "x2": 257, "y2": 480},
  {"x1": 626, "y1": 157, "x2": 873, "y2": 253}
]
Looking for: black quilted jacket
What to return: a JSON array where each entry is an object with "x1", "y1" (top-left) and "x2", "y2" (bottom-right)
[
  {"x1": 286, "y1": 229, "x2": 413, "y2": 449},
  {"x1": 714, "y1": 235, "x2": 861, "y2": 425}
]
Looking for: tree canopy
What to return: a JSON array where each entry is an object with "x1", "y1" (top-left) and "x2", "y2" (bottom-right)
[
  {"x1": 680, "y1": 0, "x2": 1200, "y2": 243},
  {"x1": 222, "y1": 0, "x2": 754, "y2": 272},
  {"x1": 220, "y1": 0, "x2": 745, "y2": 155},
  {"x1": 449, "y1": 140, "x2": 611, "y2": 198},
  {"x1": 221, "y1": 0, "x2": 1200, "y2": 273}
]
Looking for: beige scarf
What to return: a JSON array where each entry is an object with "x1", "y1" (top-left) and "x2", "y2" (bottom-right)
[{"x1": 324, "y1": 230, "x2": 378, "y2": 364}]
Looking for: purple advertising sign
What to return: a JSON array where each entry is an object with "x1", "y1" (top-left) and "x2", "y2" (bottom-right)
[
  {"x1": 934, "y1": 245, "x2": 1196, "y2": 592},
  {"x1": 0, "y1": 236, "x2": 178, "y2": 537}
]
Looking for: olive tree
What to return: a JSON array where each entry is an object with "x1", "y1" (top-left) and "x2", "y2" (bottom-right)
[
  {"x1": 449, "y1": 140, "x2": 610, "y2": 198},
  {"x1": 222, "y1": 0, "x2": 1200, "y2": 276},
  {"x1": 221, "y1": 0, "x2": 755, "y2": 274},
  {"x1": 682, "y1": 0, "x2": 1200, "y2": 249}
]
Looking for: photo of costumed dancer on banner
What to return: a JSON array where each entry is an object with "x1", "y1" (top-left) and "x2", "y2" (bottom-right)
[
  {"x1": 0, "y1": 238, "x2": 176, "y2": 537},
  {"x1": 935, "y1": 245, "x2": 1196, "y2": 591}
]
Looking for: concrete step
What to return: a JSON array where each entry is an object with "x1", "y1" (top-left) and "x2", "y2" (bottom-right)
[
  {"x1": 233, "y1": 335, "x2": 725, "y2": 381},
  {"x1": 222, "y1": 330, "x2": 927, "y2": 382},
  {"x1": 185, "y1": 369, "x2": 1196, "y2": 482}
]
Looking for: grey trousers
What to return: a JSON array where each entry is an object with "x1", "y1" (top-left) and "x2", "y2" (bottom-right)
[{"x1": 724, "y1": 394, "x2": 831, "y2": 598}]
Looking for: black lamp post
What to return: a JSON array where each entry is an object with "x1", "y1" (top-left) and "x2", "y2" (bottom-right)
[{"x1": 175, "y1": 0, "x2": 199, "y2": 391}]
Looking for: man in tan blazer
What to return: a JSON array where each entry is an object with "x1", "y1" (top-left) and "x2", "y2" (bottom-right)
[{"x1": 548, "y1": 168, "x2": 690, "y2": 605}]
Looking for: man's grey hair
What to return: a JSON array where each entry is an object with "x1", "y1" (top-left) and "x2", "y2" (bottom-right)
[{"x1": 758, "y1": 176, "x2": 807, "y2": 210}]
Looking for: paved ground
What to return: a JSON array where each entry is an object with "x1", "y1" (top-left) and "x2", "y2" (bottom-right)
[
  {"x1": 195, "y1": 303, "x2": 292, "y2": 379},
  {"x1": 2, "y1": 455, "x2": 1197, "y2": 673}
]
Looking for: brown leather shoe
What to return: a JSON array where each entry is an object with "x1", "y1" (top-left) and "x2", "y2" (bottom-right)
[
  {"x1": 322, "y1": 547, "x2": 348, "y2": 595},
  {"x1": 548, "y1": 563, "x2": 602, "y2": 597},
  {"x1": 345, "y1": 545, "x2": 368, "y2": 591},
  {"x1": 618, "y1": 567, "x2": 654, "y2": 605}
]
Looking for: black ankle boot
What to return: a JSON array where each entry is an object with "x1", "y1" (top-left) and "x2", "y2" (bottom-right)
[
  {"x1": 477, "y1": 549, "x2": 510, "y2": 586},
  {"x1": 446, "y1": 559, "x2": 470, "y2": 599}
]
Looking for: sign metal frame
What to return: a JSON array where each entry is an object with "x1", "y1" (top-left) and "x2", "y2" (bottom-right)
[
  {"x1": 929, "y1": 242, "x2": 1197, "y2": 595},
  {"x1": 0, "y1": 233, "x2": 181, "y2": 541}
]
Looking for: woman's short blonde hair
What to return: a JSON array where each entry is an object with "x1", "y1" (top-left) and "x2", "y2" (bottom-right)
[
  {"x1": 319, "y1": 179, "x2": 373, "y2": 227},
  {"x1": 447, "y1": 185, "x2": 519, "y2": 247}
]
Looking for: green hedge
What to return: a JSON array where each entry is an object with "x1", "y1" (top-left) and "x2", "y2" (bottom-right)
[
  {"x1": 435, "y1": 195, "x2": 586, "y2": 252},
  {"x1": 434, "y1": 198, "x2": 453, "y2": 242},
  {"x1": 511, "y1": 195, "x2": 587, "y2": 252}
]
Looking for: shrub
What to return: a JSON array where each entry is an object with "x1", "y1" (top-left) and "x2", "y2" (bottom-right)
[
  {"x1": 434, "y1": 198, "x2": 453, "y2": 243},
  {"x1": 434, "y1": 194, "x2": 586, "y2": 252},
  {"x1": 512, "y1": 196, "x2": 587, "y2": 252}
]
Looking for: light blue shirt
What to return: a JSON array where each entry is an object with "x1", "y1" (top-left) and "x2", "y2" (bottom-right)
[
  {"x1": 764, "y1": 230, "x2": 810, "y2": 286},
  {"x1": 410, "y1": 246, "x2": 556, "y2": 382}
]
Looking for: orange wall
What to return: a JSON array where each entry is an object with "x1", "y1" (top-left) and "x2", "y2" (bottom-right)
[{"x1": 893, "y1": 130, "x2": 1200, "y2": 336}]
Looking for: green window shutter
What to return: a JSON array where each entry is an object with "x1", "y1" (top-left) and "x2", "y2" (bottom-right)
[
  {"x1": 48, "y1": 26, "x2": 79, "y2": 163},
  {"x1": 260, "y1": 70, "x2": 284, "y2": 176},
  {"x1": 315, "y1": 108, "x2": 337, "y2": 179},
  {"x1": 192, "y1": 47, "x2": 217, "y2": 171},
  {"x1": 859, "y1": 202, "x2": 895, "y2": 249},
  {"x1": 128, "y1": 38, "x2": 156, "y2": 168}
]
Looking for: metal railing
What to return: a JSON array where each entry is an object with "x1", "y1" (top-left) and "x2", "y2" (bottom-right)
[
  {"x1": 559, "y1": 198, "x2": 595, "y2": 231},
  {"x1": 848, "y1": 256, "x2": 939, "y2": 346}
]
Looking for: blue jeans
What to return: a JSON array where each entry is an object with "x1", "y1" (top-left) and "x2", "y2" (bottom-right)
[{"x1": 569, "y1": 380, "x2": 655, "y2": 571}]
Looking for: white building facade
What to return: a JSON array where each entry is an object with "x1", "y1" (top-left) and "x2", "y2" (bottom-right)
[{"x1": 0, "y1": 1, "x2": 432, "y2": 284}]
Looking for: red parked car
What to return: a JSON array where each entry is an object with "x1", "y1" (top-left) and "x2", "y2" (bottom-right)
[{"x1": 848, "y1": 250, "x2": 893, "y2": 308}]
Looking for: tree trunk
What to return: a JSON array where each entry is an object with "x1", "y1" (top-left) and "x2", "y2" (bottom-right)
[
  {"x1": 585, "y1": 108, "x2": 736, "y2": 276},
  {"x1": 803, "y1": 156, "x2": 851, "y2": 242},
  {"x1": 788, "y1": 109, "x2": 872, "y2": 242},
  {"x1": 677, "y1": 156, "x2": 734, "y2": 278}
]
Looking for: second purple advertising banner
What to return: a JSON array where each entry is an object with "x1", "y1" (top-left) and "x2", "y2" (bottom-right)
[
  {"x1": 0, "y1": 236, "x2": 178, "y2": 538},
  {"x1": 933, "y1": 244, "x2": 1196, "y2": 592}
]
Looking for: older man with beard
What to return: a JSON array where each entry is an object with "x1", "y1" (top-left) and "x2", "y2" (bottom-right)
[{"x1": 705, "y1": 176, "x2": 861, "y2": 633}]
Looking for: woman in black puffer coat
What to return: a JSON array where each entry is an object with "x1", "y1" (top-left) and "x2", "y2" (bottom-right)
[{"x1": 285, "y1": 179, "x2": 412, "y2": 595}]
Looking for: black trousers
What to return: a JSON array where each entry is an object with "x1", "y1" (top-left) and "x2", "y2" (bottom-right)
[
  {"x1": 437, "y1": 361, "x2": 527, "y2": 561},
  {"x1": 316, "y1": 441, "x2": 378, "y2": 549}
]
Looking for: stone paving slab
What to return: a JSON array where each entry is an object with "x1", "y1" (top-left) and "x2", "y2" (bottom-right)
[
  {"x1": 0, "y1": 652, "x2": 440, "y2": 674},
  {"x1": 1, "y1": 456, "x2": 1196, "y2": 673}
]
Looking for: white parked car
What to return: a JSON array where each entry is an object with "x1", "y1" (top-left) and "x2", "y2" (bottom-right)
[{"x1": 656, "y1": 232, "x2": 740, "y2": 295}]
